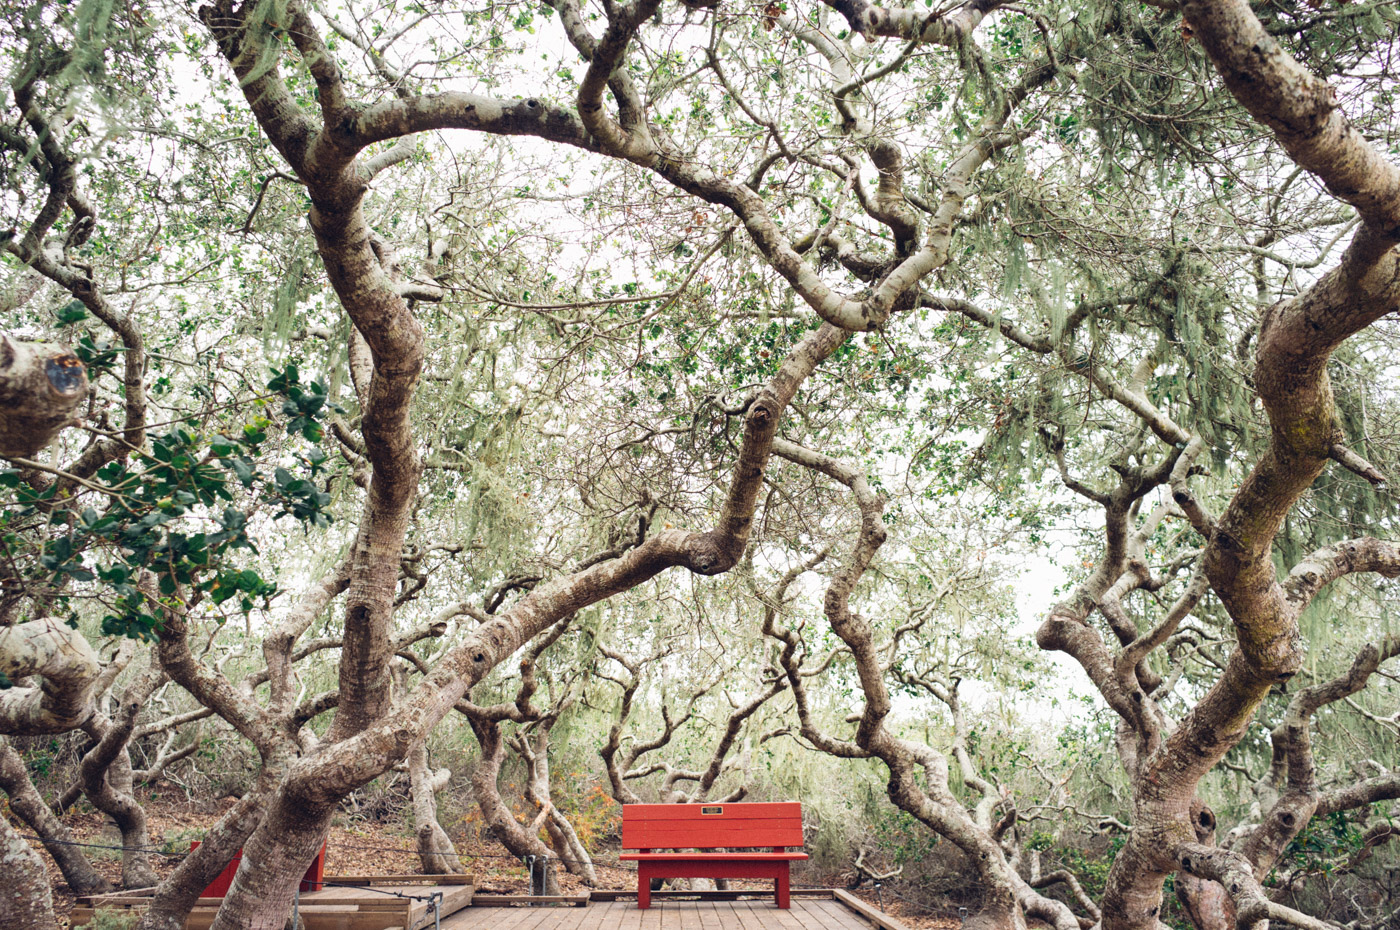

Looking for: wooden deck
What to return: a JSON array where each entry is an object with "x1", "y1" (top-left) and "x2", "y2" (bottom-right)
[
  {"x1": 74, "y1": 882, "x2": 906, "y2": 930},
  {"x1": 441, "y1": 894, "x2": 899, "y2": 930},
  {"x1": 73, "y1": 874, "x2": 476, "y2": 930}
]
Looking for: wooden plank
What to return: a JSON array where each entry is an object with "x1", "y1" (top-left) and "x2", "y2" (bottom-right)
[
  {"x1": 295, "y1": 897, "x2": 414, "y2": 909},
  {"x1": 72, "y1": 901, "x2": 383, "y2": 913},
  {"x1": 832, "y1": 890, "x2": 912, "y2": 930},
  {"x1": 470, "y1": 894, "x2": 591, "y2": 906},
  {"x1": 72, "y1": 894, "x2": 475, "y2": 930},
  {"x1": 623, "y1": 817, "x2": 804, "y2": 833},
  {"x1": 713, "y1": 899, "x2": 744, "y2": 930},
  {"x1": 323, "y1": 874, "x2": 475, "y2": 885},
  {"x1": 620, "y1": 853, "x2": 809, "y2": 862},
  {"x1": 303, "y1": 883, "x2": 471, "y2": 930},
  {"x1": 298, "y1": 885, "x2": 422, "y2": 929},
  {"x1": 621, "y1": 812, "x2": 806, "y2": 851},
  {"x1": 589, "y1": 889, "x2": 832, "y2": 901},
  {"x1": 74, "y1": 886, "x2": 157, "y2": 905},
  {"x1": 73, "y1": 905, "x2": 377, "y2": 914},
  {"x1": 567, "y1": 889, "x2": 609, "y2": 930},
  {"x1": 413, "y1": 882, "x2": 476, "y2": 929},
  {"x1": 795, "y1": 897, "x2": 851, "y2": 930},
  {"x1": 761, "y1": 894, "x2": 807, "y2": 929},
  {"x1": 733, "y1": 900, "x2": 763, "y2": 930},
  {"x1": 622, "y1": 810, "x2": 805, "y2": 849},
  {"x1": 820, "y1": 897, "x2": 883, "y2": 930},
  {"x1": 678, "y1": 890, "x2": 703, "y2": 930},
  {"x1": 501, "y1": 887, "x2": 566, "y2": 930},
  {"x1": 494, "y1": 894, "x2": 550, "y2": 930},
  {"x1": 617, "y1": 894, "x2": 647, "y2": 930},
  {"x1": 704, "y1": 900, "x2": 734, "y2": 930},
  {"x1": 71, "y1": 904, "x2": 404, "y2": 930},
  {"x1": 84, "y1": 894, "x2": 417, "y2": 909},
  {"x1": 624, "y1": 828, "x2": 806, "y2": 848},
  {"x1": 624, "y1": 803, "x2": 801, "y2": 820},
  {"x1": 446, "y1": 895, "x2": 532, "y2": 930},
  {"x1": 791, "y1": 897, "x2": 849, "y2": 930},
  {"x1": 729, "y1": 898, "x2": 768, "y2": 930},
  {"x1": 694, "y1": 892, "x2": 727, "y2": 930}
]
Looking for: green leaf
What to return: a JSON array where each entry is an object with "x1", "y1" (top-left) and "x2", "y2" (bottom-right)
[{"x1": 55, "y1": 300, "x2": 88, "y2": 325}]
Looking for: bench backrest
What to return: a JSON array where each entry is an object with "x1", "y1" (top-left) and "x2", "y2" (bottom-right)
[{"x1": 621, "y1": 801, "x2": 804, "y2": 851}]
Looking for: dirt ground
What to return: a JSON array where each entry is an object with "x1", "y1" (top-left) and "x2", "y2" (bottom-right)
[{"x1": 29, "y1": 797, "x2": 966, "y2": 930}]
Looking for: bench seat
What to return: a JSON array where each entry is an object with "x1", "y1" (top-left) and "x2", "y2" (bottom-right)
[
  {"x1": 621, "y1": 802, "x2": 806, "y2": 909},
  {"x1": 620, "y1": 852, "x2": 810, "y2": 861}
]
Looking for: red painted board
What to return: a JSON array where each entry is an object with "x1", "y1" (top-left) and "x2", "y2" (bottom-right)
[
  {"x1": 621, "y1": 802, "x2": 805, "y2": 851},
  {"x1": 623, "y1": 823, "x2": 805, "y2": 848},
  {"x1": 637, "y1": 859, "x2": 791, "y2": 878},
  {"x1": 620, "y1": 852, "x2": 809, "y2": 861},
  {"x1": 623, "y1": 802, "x2": 801, "y2": 820}
]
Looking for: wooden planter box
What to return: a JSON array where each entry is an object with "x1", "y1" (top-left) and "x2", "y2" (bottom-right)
[{"x1": 72, "y1": 873, "x2": 475, "y2": 930}]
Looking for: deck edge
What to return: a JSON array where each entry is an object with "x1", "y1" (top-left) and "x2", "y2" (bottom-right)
[{"x1": 832, "y1": 889, "x2": 915, "y2": 930}]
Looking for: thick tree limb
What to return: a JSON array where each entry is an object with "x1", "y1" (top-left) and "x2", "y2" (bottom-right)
[
  {"x1": 1282, "y1": 539, "x2": 1400, "y2": 613},
  {"x1": 821, "y1": 0, "x2": 1007, "y2": 45},
  {"x1": 0, "y1": 618, "x2": 100, "y2": 734},
  {"x1": 1176, "y1": 844, "x2": 1340, "y2": 930}
]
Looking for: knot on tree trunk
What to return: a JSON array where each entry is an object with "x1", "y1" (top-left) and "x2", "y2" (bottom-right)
[{"x1": 0, "y1": 335, "x2": 89, "y2": 457}]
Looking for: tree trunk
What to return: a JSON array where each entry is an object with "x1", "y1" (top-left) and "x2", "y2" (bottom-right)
[
  {"x1": 0, "y1": 808, "x2": 60, "y2": 930},
  {"x1": 192, "y1": 8, "x2": 849, "y2": 922},
  {"x1": 0, "y1": 737, "x2": 110, "y2": 895},
  {"x1": 517, "y1": 727, "x2": 597, "y2": 885},
  {"x1": 407, "y1": 738, "x2": 466, "y2": 874},
  {"x1": 77, "y1": 661, "x2": 166, "y2": 888},
  {"x1": 134, "y1": 773, "x2": 278, "y2": 930},
  {"x1": 206, "y1": 793, "x2": 331, "y2": 930},
  {"x1": 468, "y1": 718, "x2": 561, "y2": 894},
  {"x1": 769, "y1": 440, "x2": 1037, "y2": 930},
  {"x1": 96, "y1": 737, "x2": 161, "y2": 888},
  {"x1": 0, "y1": 333, "x2": 88, "y2": 458}
]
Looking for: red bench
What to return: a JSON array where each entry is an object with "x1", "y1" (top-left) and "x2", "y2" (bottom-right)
[{"x1": 619, "y1": 802, "x2": 808, "y2": 909}]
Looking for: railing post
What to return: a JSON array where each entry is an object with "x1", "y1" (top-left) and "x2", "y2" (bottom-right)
[{"x1": 528, "y1": 854, "x2": 556, "y2": 897}]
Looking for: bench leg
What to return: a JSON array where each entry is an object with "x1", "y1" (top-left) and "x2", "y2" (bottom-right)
[
  {"x1": 776, "y1": 867, "x2": 790, "y2": 909},
  {"x1": 638, "y1": 866, "x2": 652, "y2": 909}
]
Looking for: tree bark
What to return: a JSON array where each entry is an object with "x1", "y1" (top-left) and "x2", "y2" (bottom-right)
[
  {"x1": 468, "y1": 716, "x2": 561, "y2": 894},
  {"x1": 134, "y1": 774, "x2": 279, "y2": 930},
  {"x1": 406, "y1": 737, "x2": 465, "y2": 875},
  {"x1": 193, "y1": 0, "x2": 844, "y2": 920},
  {"x1": 0, "y1": 737, "x2": 110, "y2": 895},
  {"x1": 1173, "y1": 800, "x2": 1233, "y2": 930},
  {"x1": 512, "y1": 725, "x2": 597, "y2": 884},
  {"x1": 769, "y1": 439, "x2": 1067, "y2": 930},
  {"x1": 0, "y1": 333, "x2": 87, "y2": 457},
  {"x1": 0, "y1": 618, "x2": 101, "y2": 734},
  {"x1": 1094, "y1": 0, "x2": 1400, "y2": 915},
  {"x1": 76, "y1": 660, "x2": 166, "y2": 888},
  {"x1": 0, "y1": 810, "x2": 59, "y2": 930}
]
